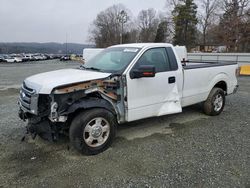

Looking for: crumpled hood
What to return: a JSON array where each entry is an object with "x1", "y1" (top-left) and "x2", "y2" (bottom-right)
[{"x1": 24, "y1": 68, "x2": 111, "y2": 94}]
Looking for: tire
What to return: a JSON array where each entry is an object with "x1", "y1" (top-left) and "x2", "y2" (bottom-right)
[
  {"x1": 69, "y1": 108, "x2": 117, "y2": 155},
  {"x1": 203, "y1": 87, "x2": 225, "y2": 116}
]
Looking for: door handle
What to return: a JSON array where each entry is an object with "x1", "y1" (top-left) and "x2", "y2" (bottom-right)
[{"x1": 168, "y1": 76, "x2": 176, "y2": 84}]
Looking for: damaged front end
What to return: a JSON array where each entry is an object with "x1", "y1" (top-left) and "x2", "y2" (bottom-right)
[
  {"x1": 18, "y1": 74, "x2": 127, "y2": 141},
  {"x1": 18, "y1": 83, "x2": 60, "y2": 141}
]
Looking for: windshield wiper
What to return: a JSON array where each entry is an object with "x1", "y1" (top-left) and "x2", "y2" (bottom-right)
[
  {"x1": 79, "y1": 65, "x2": 102, "y2": 72},
  {"x1": 86, "y1": 67, "x2": 102, "y2": 71}
]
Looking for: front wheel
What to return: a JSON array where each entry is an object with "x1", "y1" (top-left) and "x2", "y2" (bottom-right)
[
  {"x1": 203, "y1": 87, "x2": 225, "y2": 116},
  {"x1": 69, "y1": 108, "x2": 117, "y2": 155}
]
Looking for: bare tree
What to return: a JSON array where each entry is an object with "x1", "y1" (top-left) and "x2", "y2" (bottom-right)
[
  {"x1": 238, "y1": 8, "x2": 250, "y2": 51},
  {"x1": 218, "y1": 0, "x2": 249, "y2": 51},
  {"x1": 198, "y1": 0, "x2": 219, "y2": 46},
  {"x1": 164, "y1": 0, "x2": 180, "y2": 43},
  {"x1": 89, "y1": 4, "x2": 132, "y2": 47},
  {"x1": 137, "y1": 8, "x2": 160, "y2": 42},
  {"x1": 221, "y1": 0, "x2": 249, "y2": 14},
  {"x1": 166, "y1": 0, "x2": 181, "y2": 7}
]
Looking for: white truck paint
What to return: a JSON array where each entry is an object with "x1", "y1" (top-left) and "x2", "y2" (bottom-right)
[{"x1": 18, "y1": 43, "x2": 239, "y2": 155}]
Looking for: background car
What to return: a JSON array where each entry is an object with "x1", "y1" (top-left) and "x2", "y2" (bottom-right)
[
  {"x1": 11, "y1": 55, "x2": 23, "y2": 62},
  {"x1": 0, "y1": 56, "x2": 7, "y2": 62},
  {"x1": 3, "y1": 55, "x2": 15, "y2": 63},
  {"x1": 60, "y1": 55, "x2": 71, "y2": 61}
]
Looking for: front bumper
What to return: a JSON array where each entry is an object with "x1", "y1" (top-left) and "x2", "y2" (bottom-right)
[
  {"x1": 19, "y1": 108, "x2": 55, "y2": 141},
  {"x1": 27, "y1": 119, "x2": 54, "y2": 141},
  {"x1": 18, "y1": 109, "x2": 28, "y2": 121}
]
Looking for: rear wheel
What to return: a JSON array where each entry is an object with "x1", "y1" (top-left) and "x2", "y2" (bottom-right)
[
  {"x1": 69, "y1": 108, "x2": 117, "y2": 155},
  {"x1": 203, "y1": 87, "x2": 225, "y2": 116}
]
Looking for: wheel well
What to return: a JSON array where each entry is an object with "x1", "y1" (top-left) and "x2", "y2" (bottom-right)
[
  {"x1": 214, "y1": 81, "x2": 227, "y2": 93},
  {"x1": 66, "y1": 107, "x2": 116, "y2": 128}
]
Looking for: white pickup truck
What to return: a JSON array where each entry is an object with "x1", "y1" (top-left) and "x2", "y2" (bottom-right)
[{"x1": 18, "y1": 43, "x2": 239, "y2": 155}]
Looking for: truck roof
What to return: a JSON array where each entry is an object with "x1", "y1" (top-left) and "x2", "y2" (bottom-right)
[{"x1": 110, "y1": 43, "x2": 173, "y2": 49}]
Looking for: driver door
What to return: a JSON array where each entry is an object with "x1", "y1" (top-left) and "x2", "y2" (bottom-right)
[{"x1": 126, "y1": 47, "x2": 182, "y2": 122}]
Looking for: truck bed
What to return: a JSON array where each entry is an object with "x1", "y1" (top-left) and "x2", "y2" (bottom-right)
[
  {"x1": 183, "y1": 61, "x2": 237, "y2": 70},
  {"x1": 181, "y1": 61, "x2": 238, "y2": 107}
]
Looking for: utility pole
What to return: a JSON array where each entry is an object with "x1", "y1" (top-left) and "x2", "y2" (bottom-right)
[
  {"x1": 120, "y1": 21, "x2": 123, "y2": 44},
  {"x1": 66, "y1": 33, "x2": 68, "y2": 55},
  {"x1": 118, "y1": 10, "x2": 128, "y2": 44}
]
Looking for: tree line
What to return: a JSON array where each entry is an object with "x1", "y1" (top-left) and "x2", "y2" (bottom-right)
[{"x1": 89, "y1": 0, "x2": 250, "y2": 52}]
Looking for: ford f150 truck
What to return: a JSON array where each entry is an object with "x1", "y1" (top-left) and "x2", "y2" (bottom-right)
[{"x1": 18, "y1": 43, "x2": 239, "y2": 155}]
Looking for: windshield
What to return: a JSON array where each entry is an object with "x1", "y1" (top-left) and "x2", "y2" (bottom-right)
[{"x1": 82, "y1": 47, "x2": 141, "y2": 73}]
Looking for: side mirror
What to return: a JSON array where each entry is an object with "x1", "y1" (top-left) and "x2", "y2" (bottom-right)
[{"x1": 130, "y1": 65, "x2": 156, "y2": 79}]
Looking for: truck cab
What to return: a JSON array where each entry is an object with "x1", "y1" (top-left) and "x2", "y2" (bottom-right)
[{"x1": 18, "y1": 43, "x2": 239, "y2": 155}]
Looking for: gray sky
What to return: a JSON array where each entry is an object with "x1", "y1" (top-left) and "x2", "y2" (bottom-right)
[{"x1": 0, "y1": 0, "x2": 166, "y2": 44}]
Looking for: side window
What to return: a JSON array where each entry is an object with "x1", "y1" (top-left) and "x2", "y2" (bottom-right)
[
  {"x1": 166, "y1": 47, "x2": 178, "y2": 71},
  {"x1": 134, "y1": 48, "x2": 171, "y2": 73}
]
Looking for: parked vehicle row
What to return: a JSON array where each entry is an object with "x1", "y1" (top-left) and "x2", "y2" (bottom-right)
[
  {"x1": 0, "y1": 53, "x2": 62, "y2": 63},
  {"x1": 0, "y1": 55, "x2": 22, "y2": 63}
]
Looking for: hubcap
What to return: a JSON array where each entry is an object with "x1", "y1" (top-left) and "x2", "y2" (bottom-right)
[
  {"x1": 213, "y1": 94, "x2": 223, "y2": 112},
  {"x1": 83, "y1": 117, "x2": 110, "y2": 147},
  {"x1": 91, "y1": 126, "x2": 102, "y2": 138}
]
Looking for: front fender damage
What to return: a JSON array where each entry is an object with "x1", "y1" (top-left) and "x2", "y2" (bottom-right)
[
  {"x1": 63, "y1": 98, "x2": 116, "y2": 115},
  {"x1": 52, "y1": 75, "x2": 126, "y2": 123}
]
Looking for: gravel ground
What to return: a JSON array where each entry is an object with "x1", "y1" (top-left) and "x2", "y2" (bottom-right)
[{"x1": 0, "y1": 61, "x2": 249, "y2": 188}]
